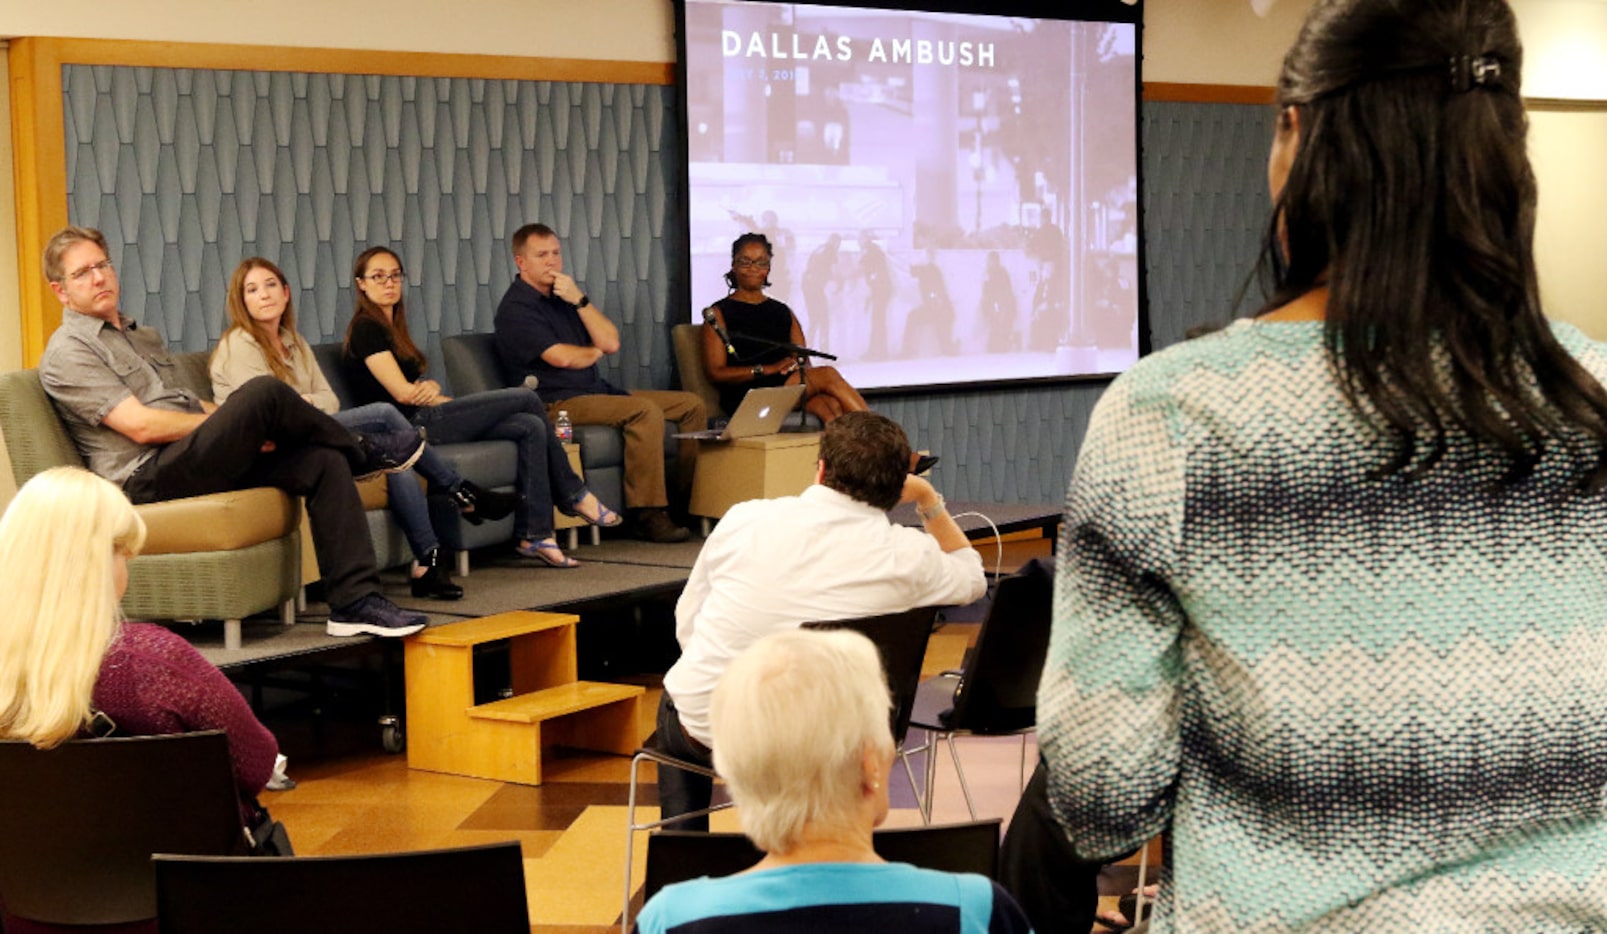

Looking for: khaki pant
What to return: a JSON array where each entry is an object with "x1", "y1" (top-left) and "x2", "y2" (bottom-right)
[{"x1": 549, "y1": 390, "x2": 705, "y2": 509}]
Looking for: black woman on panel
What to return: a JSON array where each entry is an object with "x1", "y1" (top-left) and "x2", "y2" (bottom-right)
[{"x1": 701, "y1": 232, "x2": 869, "y2": 425}]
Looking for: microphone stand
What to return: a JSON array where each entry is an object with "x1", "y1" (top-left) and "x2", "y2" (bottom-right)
[{"x1": 723, "y1": 327, "x2": 836, "y2": 431}]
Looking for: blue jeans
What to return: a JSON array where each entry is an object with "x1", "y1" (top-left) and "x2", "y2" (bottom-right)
[
  {"x1": 409, "y1": 388, "x2": 586, "y2": 542},
  {"x1": 333, "y1": 402, "x2": 464, "y2": 562}
]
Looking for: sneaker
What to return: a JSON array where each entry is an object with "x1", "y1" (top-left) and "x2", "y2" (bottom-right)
[
  {"x1": 633, "y1": 507, "x2": 691, "y2": 544},
  {"x1": 353, "y1": 429, "x2": 426, "y2": 480},
  {"x1": 327, "y1": 593, "x2": 428, "y2": 638}
]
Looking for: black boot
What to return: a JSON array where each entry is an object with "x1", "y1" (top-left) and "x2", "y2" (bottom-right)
[
  {"x1": 449, "y1": 481, "x2": 517, "y2": 525},
  {"x1": 410, "y1": 548, "x2": 464, "y2": 600}
]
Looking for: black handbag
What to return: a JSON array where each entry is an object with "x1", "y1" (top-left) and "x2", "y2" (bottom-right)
[{"x1": 246, "y1": 798, "x2": 295, "y2": 856}]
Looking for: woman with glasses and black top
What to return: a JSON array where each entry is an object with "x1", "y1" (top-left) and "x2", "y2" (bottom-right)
[{"x1": 342, "y1": 246, "x2": 620, "y2": 569}]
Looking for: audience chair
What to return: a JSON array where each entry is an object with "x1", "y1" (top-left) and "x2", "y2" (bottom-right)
[
  {"x1": 0, "y1": 731, "x2": 246, "y2": 929},
  {"x1": 907, "y1": 559, "x2": 1054, "y2": 819},
  {"x1": 804, "y1": 605, "x2": 943, "y2": 822},
  {"x1": 153, "y1": 841, "x2": 529, "y2": 934},
  {"x1": 622, "y1": 737, "x2": 736, "y2": 932},
  {"x1": 642, "y1": 819, "x2": 1002, "y2": 903}
]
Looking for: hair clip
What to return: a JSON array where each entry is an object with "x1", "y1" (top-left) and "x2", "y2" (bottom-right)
[{"x1": 1451, "y1": 54, "x2": 1501, "y2": 93}]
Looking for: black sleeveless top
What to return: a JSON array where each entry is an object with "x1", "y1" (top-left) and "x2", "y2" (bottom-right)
[{"x1": 713, "y1": 296, "x2": 796, "y2": 416}]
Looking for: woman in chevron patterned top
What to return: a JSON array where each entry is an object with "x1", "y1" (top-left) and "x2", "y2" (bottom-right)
[{"x1": 1039, "y1": 0, "x2": 1607, "y2": 930}]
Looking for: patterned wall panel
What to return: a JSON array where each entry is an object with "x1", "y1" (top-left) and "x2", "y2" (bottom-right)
[
  {"x1": 62, "y1": 65, "x2": 680, "y2": 391},
  {"x1": 1142, "y1": 101, "x2": 1273, "y2": 347},
  {"x1": 64, "y1": 66, "x2": 1268, "y2": 507}
]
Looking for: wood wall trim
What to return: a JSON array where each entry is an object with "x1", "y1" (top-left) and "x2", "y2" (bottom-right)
[
  {"x1": 8, "y1": 38, "x2": 68, "y2": 367},
  {"x1": 1144, "y1": 83, "x2": 1276, "y2": 106},
  {"x1": 1527, "y1": 97, "x2": 1607, "y2": 112},
  {"x1": 28, "y1": 38, "x2": 674, "y2": 85},
  {"x1": 7, "y1": 36, "x2": 672, "y2": 367}
]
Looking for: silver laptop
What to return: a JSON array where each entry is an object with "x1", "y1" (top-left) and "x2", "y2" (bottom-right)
[{"x1": 674, "y1": 384, "x2": 807, "y2": 441}]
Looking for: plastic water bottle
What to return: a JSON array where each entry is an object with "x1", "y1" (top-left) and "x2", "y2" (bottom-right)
[{"x1": 555, "y1": 410, "x2": 573, "y2": 443}]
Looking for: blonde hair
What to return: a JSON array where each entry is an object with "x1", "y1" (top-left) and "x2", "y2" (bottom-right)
[
  {"x1": 0, "y1": 468, "x2": 147, "y2": 748},
  {"x1": 710, "y1": 628, "x2": 893, "y2": 854},
  {"x1": 216, "y1": 256, "x2": 301, "y2": 384}
]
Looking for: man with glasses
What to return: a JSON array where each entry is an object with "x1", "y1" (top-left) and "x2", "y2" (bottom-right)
[
  {"x1": 37, "y1": 225, "x2": 429, "y2": 638},
  {"x1": 493, "y1": 223, "x2": 705, "y2": 544}
]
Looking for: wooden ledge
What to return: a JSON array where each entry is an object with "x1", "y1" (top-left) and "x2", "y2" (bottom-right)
[{"x1": 410, "y1": 610, "x2": 581, "y2": 648}]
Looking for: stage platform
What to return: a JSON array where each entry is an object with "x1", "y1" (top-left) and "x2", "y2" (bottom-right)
[
  {"x1": 193, "y1": 501, "x2": 1060, "y2": 671},
  {"x1": 196, "y1": 539, "x2": 703, "y2": 670},
  {"x1": 890, "y1": 499, "x2": 1061, "y2": 540}
]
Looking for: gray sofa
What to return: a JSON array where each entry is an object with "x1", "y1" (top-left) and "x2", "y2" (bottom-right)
[
  {"x1": 439, "y1": 333, "x2": 683, "y2": 517},
  {"x1": 310, "y1": 342, "x2": 524, "y2": 572}
]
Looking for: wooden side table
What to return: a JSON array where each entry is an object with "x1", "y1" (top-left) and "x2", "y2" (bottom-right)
[{"x1": 689, "y1": 433, "x2": 822, "y2": 535}]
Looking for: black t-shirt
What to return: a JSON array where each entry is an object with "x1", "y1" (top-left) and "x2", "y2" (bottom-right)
[{"x1": 343, "y1": 315, "x2": 423, "y2": 419}]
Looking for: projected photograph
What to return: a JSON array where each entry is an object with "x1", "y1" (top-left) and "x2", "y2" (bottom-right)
[{"x1": 682, "y1": 0, "x2": 1140, "y2": 391}]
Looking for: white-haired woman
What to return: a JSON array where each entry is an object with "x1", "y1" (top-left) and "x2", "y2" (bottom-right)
[
  {"x1": 0, "y1": 468, "x2": 279, "y2": 819},
  {"x1": 635, "y1": 628, "x2": 1032, "y2": 933}
]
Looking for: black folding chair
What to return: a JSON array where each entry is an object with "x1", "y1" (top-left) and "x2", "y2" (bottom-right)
[
  {"x1": 0, "y1": 731, "x2": 246, "y2": 928},
  {"x1": 643, "y1": 819, "x2": 1002, "y2": 902},
  {"x1": 154, "y1": 841, "x2": 530, "y2": 934},
  {"x1": 907, "y1": 559, "x2": 1054, "y2": 818},
  {"x1": 804, "y1": 604, "x2": 942, "y2": 820}
]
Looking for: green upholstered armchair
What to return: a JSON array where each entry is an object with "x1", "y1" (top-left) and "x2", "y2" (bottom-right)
[{"x1": 0, "y1": 362, "x2": 301, "y2": 651}]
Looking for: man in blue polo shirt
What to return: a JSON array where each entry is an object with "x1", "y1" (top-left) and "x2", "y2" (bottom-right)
[{"x1": 493, "y1": 223, "x2": 704, "y2": 543}]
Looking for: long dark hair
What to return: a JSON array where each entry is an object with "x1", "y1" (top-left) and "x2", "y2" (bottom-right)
[
  {"x1": 1262, "y1": 0, "x2": 1607, "y2": 485},
  {"x1": 345, "y1": 246, "x2": 426, "y2": 370}
]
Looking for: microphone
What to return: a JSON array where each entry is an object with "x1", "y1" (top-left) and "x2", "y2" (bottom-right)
[{"x1": 703, "y1": 307, "x2": 736, "y2": 356}]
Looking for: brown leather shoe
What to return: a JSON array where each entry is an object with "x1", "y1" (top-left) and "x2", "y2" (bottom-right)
[{"x1": 634, "y1": 507, "x2": 691, "y2": 543}]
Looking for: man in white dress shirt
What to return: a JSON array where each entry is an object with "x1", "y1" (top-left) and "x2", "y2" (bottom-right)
[{"x1": 657, "y1": 411, "x2": 986, "y2": 828}]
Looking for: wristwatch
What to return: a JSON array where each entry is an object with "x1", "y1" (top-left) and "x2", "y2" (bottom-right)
[
  {"x1": 751, "y1": 364, "x2": 764, "y2": 379},
  {"x1": 575, "y1": 293, "x2": 590, "y2": 308},
  {"x1": 916, "y1": 494, "x2": 946, "y2": 522}
]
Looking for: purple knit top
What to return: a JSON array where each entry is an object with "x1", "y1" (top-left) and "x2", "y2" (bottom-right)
[{"x1": 91, "y1": 622, "x2": 278, "y2": 799}]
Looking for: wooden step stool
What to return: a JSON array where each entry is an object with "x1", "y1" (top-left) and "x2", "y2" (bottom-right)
[{"x1": 403, "y1": 610, "x2": 645, "y2": 785}]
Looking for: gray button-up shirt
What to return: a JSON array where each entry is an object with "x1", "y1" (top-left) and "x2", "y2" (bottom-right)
[{"x1": 39, "y1": 310, "x2": 203, "y2": 487}]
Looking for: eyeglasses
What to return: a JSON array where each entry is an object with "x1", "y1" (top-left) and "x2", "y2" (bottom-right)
[
  {"x1": 64, "y1": 259, "x2": 115, "y2": 283},
  {"x1": 733, "y1": 258, "x2": 771, "y2": 269},
  {"x1": 363, "y1": 271, "x2": 405, "y2": 285}
]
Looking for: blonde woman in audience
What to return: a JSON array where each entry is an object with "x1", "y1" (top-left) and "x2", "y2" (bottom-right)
[
  {"x1": 1040, "y1": 0, "x2": 1607, "y2": 929},
  {"x1": 636, "y1": 628, "x2": 1031, "y2": 933},
  {"x1": 212, "y1": 256, "x2": 519, "y2": 598},
  {"x1": 0, "y1": 468, "x2": 279, "y2": 819}
]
